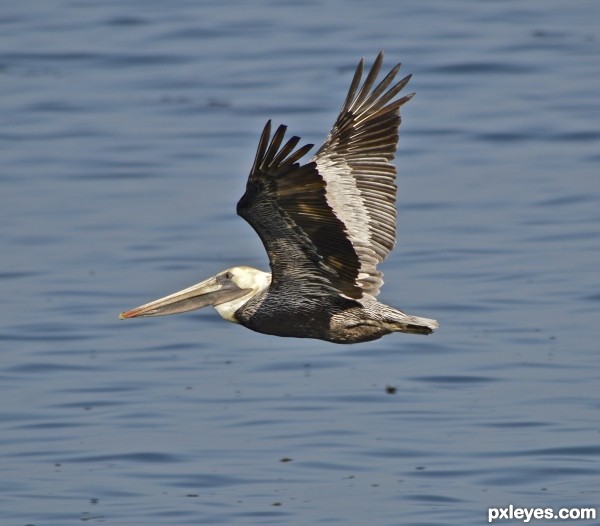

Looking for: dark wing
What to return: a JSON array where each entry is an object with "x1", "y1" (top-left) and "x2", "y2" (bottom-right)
[
  {"x1": 237, "y1": 121, "x2": 364, "y2": 298},
  {"x1": 237, "y1": 52, "x2": 412, "y2": 299},
  {"x1": 312, "y1": 51, "x2": 413, "y2": 296}
]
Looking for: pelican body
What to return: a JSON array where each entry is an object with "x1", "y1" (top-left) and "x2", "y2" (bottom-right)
[{"x1": 121, "y1": 52, "x2": 438, "y2": 343}]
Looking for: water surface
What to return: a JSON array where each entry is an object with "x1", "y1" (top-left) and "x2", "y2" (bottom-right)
[{"x1": 1, "y1": 1, "x2": 599, "y2": 525}]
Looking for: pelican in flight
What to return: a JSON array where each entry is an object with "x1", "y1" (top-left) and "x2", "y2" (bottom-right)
[{"x1": 120, "y1": 52, "x2": 438, "y2": 343}]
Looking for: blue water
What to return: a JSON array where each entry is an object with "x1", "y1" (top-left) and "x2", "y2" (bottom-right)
[{"x1": 2, "y1": 1, "x2": 599, "y2": 524}]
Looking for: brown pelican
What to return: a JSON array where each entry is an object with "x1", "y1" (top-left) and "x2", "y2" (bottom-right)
[{"x1": 120, "y1": 52, "x2": 438, "y2": 343}]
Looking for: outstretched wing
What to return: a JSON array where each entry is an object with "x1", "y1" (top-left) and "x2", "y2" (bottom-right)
[
  {"x1": 312, "y1": 51, "x2": 413, "y2": 296},
  {"x1": 237, "y1": 121, "x2": 364, "y2": 298},
  {"x1": 237, "y1": 52, "x2": 412, "y2": 299}
]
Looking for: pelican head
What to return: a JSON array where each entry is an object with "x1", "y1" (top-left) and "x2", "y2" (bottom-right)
[{"x1": 120, "y1": 266, "x2": 271, "y2": 323}]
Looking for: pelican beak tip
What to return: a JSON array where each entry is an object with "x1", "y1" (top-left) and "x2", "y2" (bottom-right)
[{"x1": 119, "y1": 309, "x2": 139, "y2": 320}]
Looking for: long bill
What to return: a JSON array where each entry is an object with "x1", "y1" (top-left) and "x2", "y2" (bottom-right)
[{"x1": 119, "y1": 275, "x2": 251, "y2": 319}]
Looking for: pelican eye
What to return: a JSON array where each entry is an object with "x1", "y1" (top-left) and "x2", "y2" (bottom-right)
[{"x1": 223, "y1": 271, "x2": 233, "y2": 280}]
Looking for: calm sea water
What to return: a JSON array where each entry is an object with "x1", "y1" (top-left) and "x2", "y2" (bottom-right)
[{"x1": 1, "y1": 1, "x2": 599, "y2": 525}]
